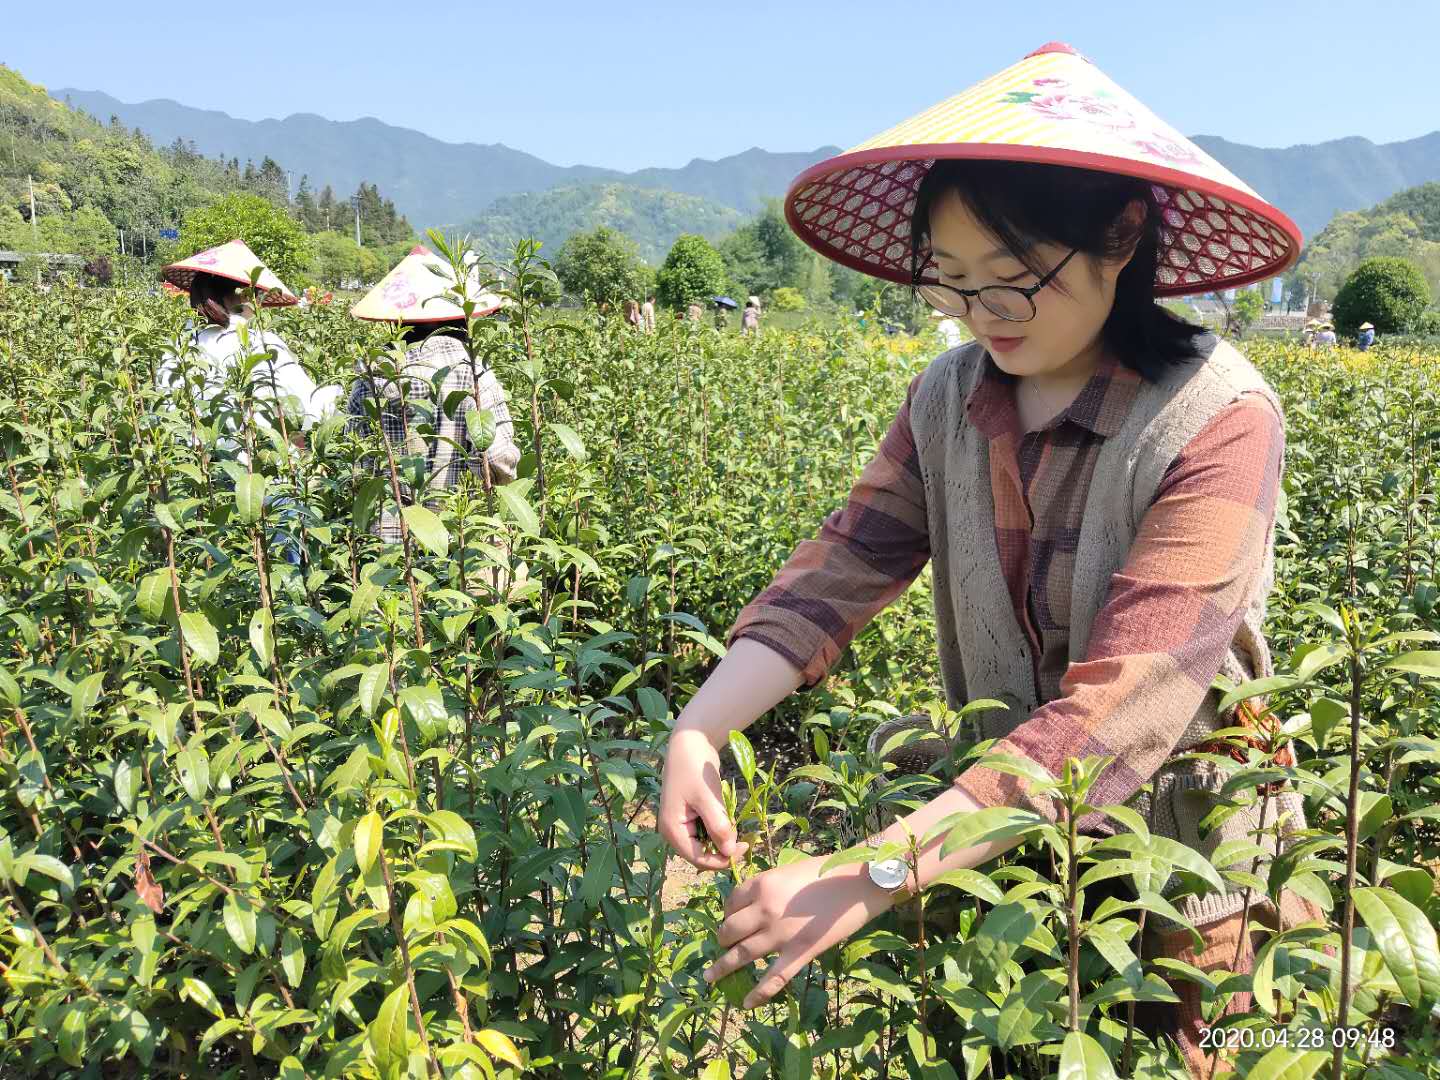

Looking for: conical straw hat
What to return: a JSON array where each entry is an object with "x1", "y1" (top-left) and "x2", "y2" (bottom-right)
[
  {"x1": 162, "y1": 239, "x2": 298, "y2": 306},
  {"x1": 785, "y1": 42, "x2": 1301, "y2": 297},
  {"x1": 351, "y1": 245, "x2": 503, "y2": 322}
]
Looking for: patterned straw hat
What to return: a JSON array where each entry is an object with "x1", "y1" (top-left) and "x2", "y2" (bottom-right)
[
  {"x1": 351, "y1": 245, "x2": 503, "y2": 323},
  {"x1": 784, "y1": 42, "x2": 1301, "y2": 297},
  {"x1": 162, "y1": 239, "x2": 298, "y2": 306}
]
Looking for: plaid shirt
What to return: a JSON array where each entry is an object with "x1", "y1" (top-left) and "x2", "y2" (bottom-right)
[
  {"x1": 346, "y1": 335, "x2": 521, "y2": 542},
  {"x1": 726, "y1": 339, "x2": 1284, "y2": 809},
  {"x1": 726, "y1": 339, "x2": 1300, "y2": 1058}
]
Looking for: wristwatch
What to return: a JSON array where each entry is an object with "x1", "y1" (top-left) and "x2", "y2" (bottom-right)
[{"x1": 866, "y1": 855, "x2": 910, "y2": 894}]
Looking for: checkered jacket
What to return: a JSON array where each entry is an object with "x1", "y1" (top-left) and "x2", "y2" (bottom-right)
[{"x1": 345, "y1": 335, "x2": 520, "y2": 542}]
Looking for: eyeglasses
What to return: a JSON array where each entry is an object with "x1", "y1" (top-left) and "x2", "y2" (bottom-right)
[{"x1": 913, "y1": 247, "x2": 1080, "y2": 323}]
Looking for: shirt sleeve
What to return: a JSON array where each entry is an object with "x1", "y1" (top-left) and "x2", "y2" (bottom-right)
[
  {"x1": 724, "y1": 372, "x2": 932, "y2": 691},
  {"x1": 952, "y1": 392, "x2": 1284, "y2": 821},
  {"x1": 459, "y1": 368, "x2": 519, "y2": 485}
]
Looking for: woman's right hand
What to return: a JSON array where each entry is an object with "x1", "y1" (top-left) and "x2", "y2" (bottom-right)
[{"x1": 659, "y1": 727, "x2": 749, "y2": 871}]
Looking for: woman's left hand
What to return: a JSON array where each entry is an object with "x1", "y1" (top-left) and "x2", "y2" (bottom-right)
[{"x1": 703, "y1": 854, "x2": 901, "y2": 1009}]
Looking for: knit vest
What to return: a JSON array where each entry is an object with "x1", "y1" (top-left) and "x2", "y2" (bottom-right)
[{"x1": 909, "y1": 339, "x2": 1304, "y2": 926}]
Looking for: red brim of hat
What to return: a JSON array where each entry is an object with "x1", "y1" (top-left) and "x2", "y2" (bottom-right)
[
  {"x1": 785, "y1": 144, "x2": 1303, "y2": 298},
  {"x1": 160, "y1": 266, "x2": 299, "y2": 307}
]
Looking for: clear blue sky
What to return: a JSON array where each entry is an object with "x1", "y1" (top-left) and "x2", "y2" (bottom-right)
[{"x1": 6, "y1": 0, "x2": 1434, "y2": 172}]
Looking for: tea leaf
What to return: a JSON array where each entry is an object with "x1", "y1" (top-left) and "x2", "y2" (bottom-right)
[
  {"x1": 234, "y1": 473, "x2": 267, "y2": 523},
  {"x1": 369, "y1": 983, "x2": 410, "y2": 1080},
  {"x1": 355, "y1": 811, "x2": 383, "y2": 875},
  {"x1": 223, "y1": 893, "x2": 257, "y2": 955},
  {"x1": 401, "y1": 503, "x2": 449, "y2": 556},
  {"x1": 1352, "y1": 886, "x2": 1440, "y2": 1007},
  {"x1": 179, "y1": 611, "x2": 219, "y2": 666}
]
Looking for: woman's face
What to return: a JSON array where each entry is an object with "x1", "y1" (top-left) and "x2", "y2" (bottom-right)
[{"x1": 926, "y1": 187, "x2": 1129, "y2": 380}]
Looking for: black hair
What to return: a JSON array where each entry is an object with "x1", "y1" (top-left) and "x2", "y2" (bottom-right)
[
  {"x1": 402, "y1": 319, "x2": 467, "y2": 345},
  {"x1": 909, "y1": 158, "x2": 1207, "y2": 379},
  {"x1": 189, "y1": 271, "x2": 240, "y2": 328}
]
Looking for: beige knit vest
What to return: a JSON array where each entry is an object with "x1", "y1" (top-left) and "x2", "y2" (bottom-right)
[{"x1": 909, "y1": 338, "x2": 1303, "y2": 926}]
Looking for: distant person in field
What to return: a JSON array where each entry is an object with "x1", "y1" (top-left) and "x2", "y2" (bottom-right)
[
  {"x1": 686, "y1": 300, "x2": 704, "y2": 323},
  {"x1": 1315, "y1": 322, "x2": 1337, "y2": 347},
  {"x1": 741, "y1": 295, "x2": 762, "y2": 336},
  {"x1": 641, "y1": 295, "x2": 656, "y2": 332},
  {"x1": 157, "y1": 239, "x2": 338, "y2": 449},
  {"x1": 713, "y1": 301, "x2": 728, "y2": 331},
  {"x1": 624, "y1": 299, "x2": 643, "y2": 329},
  {"x1": 346, "y1": 246, "x2": 521, "y2": 550},
  {"x1": 656, "y1": 42, "x2": 1322, "y2": 1077},
  {"x1": 1356, "y1": 321, "x2": 1375, "y2": 350}
]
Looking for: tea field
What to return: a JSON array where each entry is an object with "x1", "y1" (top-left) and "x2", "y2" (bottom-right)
[{"x1": 1, "y1": 251, "x2": 1439, "y2": 1079}]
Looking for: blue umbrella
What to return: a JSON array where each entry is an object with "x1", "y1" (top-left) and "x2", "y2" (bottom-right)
[{"x1": 711, "y1": 296, "x2": 738, "y2": 309}]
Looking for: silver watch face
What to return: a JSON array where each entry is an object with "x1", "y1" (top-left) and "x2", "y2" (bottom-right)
[{"x1": 867, "y1": 857, "x2": 908, "y2": 890}]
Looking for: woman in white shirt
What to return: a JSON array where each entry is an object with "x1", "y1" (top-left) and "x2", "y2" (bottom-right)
[
  {"x1": 158, "y1": 240, "x2": 339, "y2": 565},
  {"x1": 157, "y1": 240, "x2": 339, "y2": 448}
]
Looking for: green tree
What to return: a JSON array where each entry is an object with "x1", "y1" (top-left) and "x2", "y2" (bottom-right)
[
  {"x1": 38, "y1": 204, "x2": 117, "y2": 256},
  {"x1": 554, "y1": 225, "x2": 651, "y2": 309},
  {"x1": 1296, "y1": 183, "x2": 1440, "y2": 303},
  {"x1": 352, "y1": 182, "x2": 414, "y2": 246},
  {"x1": 294, "y1": 175, "x2": 320, "y2": 232},
  {"x1": 1332, "y1": 257, "x2": 1433, "y2": 335},
  {"x1": 656, "y1": 233, "x2": 727, "y2": 309},
  {"x1": 717, "y1": 199, "x2": 815, "y2": 301},
  {"x1": 178, "y1": 192, "x2": 312, "y2": 287},
  {"x1": 716, "y1": 226, "x2": 768, "y2": 300},
  {"x1": 1229, "y1": 288, "x2": 1265, "y2": 337},
  {"x1": 309, "y1": 230, "x2": 365, "y2": 289},
  {"x1": 317, "y1": 185, "x2": 338, "y2": 232},
  {"x1": 770, "y1": 286, "x2": 805, "y2": 312}
]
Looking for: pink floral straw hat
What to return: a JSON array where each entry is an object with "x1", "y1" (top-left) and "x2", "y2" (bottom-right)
[
  {"x1": 784, "y1": 42, "x2": 1302, "y2": 296},
  {"x1": 162, "y1": 239, "x2": 298, "y2": 306},
  {"x1": 351, "y1": 245, "x2": 503, "y2": 323}
]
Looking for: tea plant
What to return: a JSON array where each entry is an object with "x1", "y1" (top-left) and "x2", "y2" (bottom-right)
[{"x1": 0, "y1": 256, "x2": 1438, "y2": 1079}]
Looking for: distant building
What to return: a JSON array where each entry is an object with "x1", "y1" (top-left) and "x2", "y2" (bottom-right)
[{"x1": 0, "y1": 249, "x2": 86, "y2": 282}]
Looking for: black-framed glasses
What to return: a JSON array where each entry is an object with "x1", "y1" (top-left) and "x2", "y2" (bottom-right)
[{"x1": 913, "y1": 247, "x2": 1080, "y2": 323}]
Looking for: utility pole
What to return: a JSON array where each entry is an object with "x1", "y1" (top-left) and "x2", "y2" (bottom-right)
[
  {"x1": 354, "y1": 197, "x2": 362, "y2": 248},
  {"x1": 28, "y1": 174, "x2": 40, "y2": 286},
  {"x1": 28, "y1": 174, "x2": 38, "y2": 247}
]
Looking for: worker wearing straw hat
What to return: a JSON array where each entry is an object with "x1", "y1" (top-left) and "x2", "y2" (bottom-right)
[
  {"x1": 1315, "y1": 322, "x2": 1337, "y2": 347},
  {"x1": 157, "y1": 238, "x2": 338, "y2": 443},
  {"x1": 346, "y1": 245, "x2": 522, "y2": 585},
  {"x1": 741, "y1": 295, "x2": 762, "y2": 336},
  {"x1": 658, "y1": 42, "x2": 1320, "y2": 1074},
  {"x1": 1356, "y1": 321, "x2": 1376, "y2": 351}
]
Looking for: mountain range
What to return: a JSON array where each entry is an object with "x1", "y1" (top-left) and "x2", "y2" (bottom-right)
[
  {"x1": 54, "y1": 87, "x2": 1440, "y2": 253},
  {"x1": 54, "y1": 88, "x2": 836, "y2": 230}
]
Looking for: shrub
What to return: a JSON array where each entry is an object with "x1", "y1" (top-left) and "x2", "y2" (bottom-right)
[
  {"x1": 554, "y1": 225, "x2": 652, "y2": 311},
  {"x1": 2, "y1": 263, "x2": 1439, "y2": 1078},
  {"x1": 770, "y1": 286, "x2": 805, "y2": 312},
  {"x1": 1332, "y1": 256, "x2": 1432, "y2": 335},
  {"x1": 656, "y1": 234, "x2": 727, "y2": 309}
]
